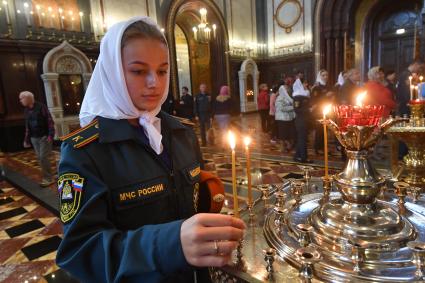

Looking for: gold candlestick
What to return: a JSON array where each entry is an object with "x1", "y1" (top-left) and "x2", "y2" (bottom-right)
[
  {"x1": 244, "y1": 136, "x2": 252, "y2": 207},
  {"x1": 228, "y1": 131, "x2": 239, "y2": 217},
  {"x1": 323, "y1": 104, "x2": 332, "y2": 178}
]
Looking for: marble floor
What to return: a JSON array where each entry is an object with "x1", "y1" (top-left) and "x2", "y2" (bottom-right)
[{"x1": 0, "y1": 113, "x2": 393, "y2": 282}]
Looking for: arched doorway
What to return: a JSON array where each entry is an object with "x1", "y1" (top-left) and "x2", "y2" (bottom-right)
[
  {"x1": 364, "y1": 1, "x2": 421, "y2": 76},
  {"x1": 166, "y1": 0, "x2": 230, "y2": 98},
  {"x1": 314, "y1": 0, "x2": 422, "y2": 82}
]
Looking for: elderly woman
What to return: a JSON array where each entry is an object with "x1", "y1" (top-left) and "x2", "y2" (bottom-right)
[
  {"x1": 275, "y1": 84, "x2": 295, "y2": 152},
  {"x1": 364, "y1": 66, "x2": 396, "y2": 117}
]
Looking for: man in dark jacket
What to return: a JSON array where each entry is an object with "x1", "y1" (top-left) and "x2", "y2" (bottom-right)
[
  {"x1": 194, "y1": 83, "x2": 212, "y2": 146},
  {"x1": 178, "y1": 86, "x2": 194, "y2": 119},
  {"x1": 19, "y1": 91, "x2": 55, "y2": 187}
]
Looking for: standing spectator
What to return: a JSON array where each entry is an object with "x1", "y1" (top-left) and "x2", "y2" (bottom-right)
[
  {"x1": 194, "y1": 83, "x2": 212, "y2": 146},
  {"x1": 161, "y1": 92, "x2": 175, "y2": 115},
  {"x1": 293, "y1": 80, "x2": 311, "y2": 163},
  {"x1": 338, "y1": 68, "x2": 361, "y2": 105},
  {"x1": 269, "y1": 84, "x2": 280, "y2": 143},
  {"x1": 311, "y1": 69, "x2": 334, "y2": 154},
  {"x1": 385, "y1": 70, "x2": 397, "y2": 101},
  {"x1": 364, "y1": 66, "x2": 396, "y2": 117},
  {"x1": 397, "y1": 60, "x2": 422, "y2": 116},
  {"x1": 275, "y1": 85, "x2": 295, "y2": 152},
  {"x1": 257, "y1": 83, "x2": 270, "y2": 133},
  {"x1": 19, "y1": 91, "x2": 55, "y2": 187},
  {"x1": 396, "y1": 61, "x2": 422, "y2": 159},
  {"x1": 213, "y1": 85, "x2": 233, "y2": 146},
  {"x1": 178, "y1": 86, "x2": 194, "y2": 119}
]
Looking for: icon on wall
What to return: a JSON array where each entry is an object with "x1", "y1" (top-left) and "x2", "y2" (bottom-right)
[{"x1": 275, "y1": 0, "x2": 303, "y2": 33}]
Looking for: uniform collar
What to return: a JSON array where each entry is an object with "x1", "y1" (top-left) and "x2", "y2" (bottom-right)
[{"x1": 97, "y1": 112, "x2": 186, "y2": 144}]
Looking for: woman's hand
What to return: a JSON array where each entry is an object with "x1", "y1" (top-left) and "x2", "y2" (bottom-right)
[{"x1": 180, "y1": 213, "x2": 246, "y2": 267}]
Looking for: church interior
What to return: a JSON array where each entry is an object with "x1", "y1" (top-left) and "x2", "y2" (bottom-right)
[{"x1": 1, "y1": 0, "x2": 425, "y2": 282}]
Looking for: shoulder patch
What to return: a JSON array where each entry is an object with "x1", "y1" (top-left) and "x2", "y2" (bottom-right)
[
  {"x1": 58, "y1": 173, "x2": 85, "y2": 223},
  {"x1": 60, "y1": 119, "x2": 99, "y2": 148}
]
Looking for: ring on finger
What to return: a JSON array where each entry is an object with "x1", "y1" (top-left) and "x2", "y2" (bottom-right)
[{"x1": 213, "y1": 240, "x2": 219, "y2": 255}]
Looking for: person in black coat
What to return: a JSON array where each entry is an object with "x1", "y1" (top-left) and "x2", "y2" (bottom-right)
[
  {"x1": 178, "y1": 86, "x2": 194, "y2": 119},
  {"x1": 194, "y1": 83, "x2": 212, "y2": 146}
]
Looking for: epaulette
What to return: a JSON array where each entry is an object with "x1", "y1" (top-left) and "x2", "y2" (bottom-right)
[
  {"x1": 172, "y1": 116, "x2": 195, "y2": 127},
  {"x1": 60, "y1": 119, "x2": 99, "y2": 148}
]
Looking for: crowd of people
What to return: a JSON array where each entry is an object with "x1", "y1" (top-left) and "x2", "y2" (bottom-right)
[
  {"x1": 257, "y1": 61, "x2": 424, "y2": 162},
  {"x1": 166, "y1": 60, "x2": 423, "y2": 163},
  {"x1": 13, "y1": 15, "x2": 425, "y2": 282}
]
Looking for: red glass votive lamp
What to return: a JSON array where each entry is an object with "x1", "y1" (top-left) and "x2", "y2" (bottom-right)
[{"x1": 334, "y1": 105, "x2": 384, "y2": 131}]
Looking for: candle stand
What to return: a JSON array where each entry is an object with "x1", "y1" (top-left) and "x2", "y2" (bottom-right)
[
  {"x1": 388, "y1": 100, "x2": 425, "y2": 188},
  {"x1": 212, "y1": 106, "x2": 425, "y2": 282}
]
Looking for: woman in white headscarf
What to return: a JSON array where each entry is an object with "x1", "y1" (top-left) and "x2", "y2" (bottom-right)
[
  {"x1": 56, "y1": 17, "x2": 245, "y2": 283},
  {"x1": 275, "y1": 84, "x2": 295, "y2": 152}
]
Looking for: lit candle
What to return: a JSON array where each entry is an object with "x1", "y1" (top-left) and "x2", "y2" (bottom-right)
[
  {"x1": 23, "y1": 2, "x2": 31, "y2": 26},
  {"x1": 41, "y1": 12, "x2": 45, "y2": 27},
  {"x1": 244, "y1": 136, "x2": 252, "y2": 207},
  {"x1": 69, "y1": 10, "x2": 74, "y2": 30},
  {"x1": 2, "y1": 1, "x2": 10, "y2": 24},
  {"x1": 356, "y1": 91, "x2": 367, "y2": 107},
  {"x1": 323, "y1": 105, "x2": 332, "y2": 178},
  {"x1": 79, "y1": 11, "x2": 84, "y2": 32},
  {"x1": 420, "y1": 76, "x2": 424, "y2": 83},
  {"x1": 58, "y1": 8, "x2": 64, "y2": 29},
  {"x1": 36, "y1": 4, "x2": 41, "y2": 27},
  {"x1": 409, "y1": 76, "x2": 413, "y2": 101},
  {"x1": 415, "y1": 86, "x2": 419, "y2": 101},
  {"x1": 192, "y1": 26, "x2": 197, "y2": 41},
  {"x1": 200, "y1": 8, "x2": 207, "y2": 22},
  {"x1": 228, "y1": 131, "x2": 239, "y2": 218},
  {"x1": 212, "y1": 24, "x2": 216, "y2": 38},
  {"x1": 89, "y1": 13, "x2": 93, "y2": 33},
  {"x1": 47, "y1": 6, "x2": 53, "y2": 28}
]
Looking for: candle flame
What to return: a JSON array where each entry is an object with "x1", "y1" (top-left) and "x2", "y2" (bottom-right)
[
  {"x1": 409, "y1": 76, "x2": 413, "y2": 80},
  {"x1": 323, "y1": 104, "x2": 332, "y2": 117},
  {"x1": 356, "y1": 91, "x2": 367, "y2": 107},
  {"x1": 243, "y1": 136, "x2": 251, "y2": 147},
  {"x1": 228, "y1": 131, "x2": 236, "y2": 150},
  {"x1": 420, "y1": 76, "x2": 424, "y2": 81}
]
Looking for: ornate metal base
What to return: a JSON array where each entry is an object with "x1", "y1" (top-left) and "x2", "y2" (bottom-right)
[
  {"x1": 310, "y1": 199, "x2": 416, "y2": 251},
  {"x1": 264, "y1": 192, "x2": 425, "y2": 282}
]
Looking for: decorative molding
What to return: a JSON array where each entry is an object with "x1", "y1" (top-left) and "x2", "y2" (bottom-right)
[
  {"x1": 272, "y1": 0, "x2": 306, "y2": 49},
  {"x1": 41, "y1": 41, "x2": 92, "y2": 137},
  {"x1": 275, "y1": 0, "x2": 303, "y2": 33},
  {"x1": 56, "y1": 56, "x2": 83, "y2": 74}
]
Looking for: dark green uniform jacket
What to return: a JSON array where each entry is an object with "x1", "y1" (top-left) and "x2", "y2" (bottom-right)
[{"x1": 56, "y1": 112, "x2": 208, "y2": 282}]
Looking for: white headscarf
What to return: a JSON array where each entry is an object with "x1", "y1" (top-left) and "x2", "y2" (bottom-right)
[
  {"x1": 292, "y1": 78, "x2": 310, "y2": 97},
  {"x1": 337, "y1": 72, "x2": 345, "y2": 86},
  {"x1": 278, "y1": 85, "x2": 292, "y2": 102},
  {"x1": 315, "y1": 70, "x2": 327, "y2": 86},
  {"x1": 79, "y1": 16, "x2": 169, "y2": 154}
]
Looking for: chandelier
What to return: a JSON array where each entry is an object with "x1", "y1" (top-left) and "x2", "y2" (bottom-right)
[{"x1": 192, "y1": 8, "x2": 216, "y2": 43}]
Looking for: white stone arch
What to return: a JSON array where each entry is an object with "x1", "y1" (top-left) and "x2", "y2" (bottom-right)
[
  {"x1": 41, "y1": 41, "x2": 92, "y2": 137},
  {"x1": 238, "y1": 58, "x2": 259, "y2": 113}
]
